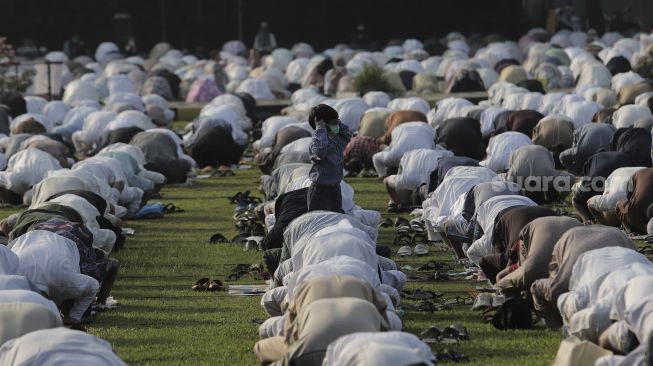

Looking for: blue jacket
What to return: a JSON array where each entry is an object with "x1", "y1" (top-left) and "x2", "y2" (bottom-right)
[{"x1": 308, "y1": 122, "x2": 352, "y2": 186}]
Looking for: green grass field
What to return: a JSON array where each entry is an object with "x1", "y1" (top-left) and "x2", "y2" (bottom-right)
[{"x1": 7, "y1": 165, "x2": 560, "y2": 365}]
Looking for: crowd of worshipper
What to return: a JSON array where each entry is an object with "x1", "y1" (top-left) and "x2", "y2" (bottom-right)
[
  {"x1": 244, "y1": 30, "x2": 653, "y2": 366},
  {"x1": 1, "y1": 21, "x2": 653, "y2": 365}
]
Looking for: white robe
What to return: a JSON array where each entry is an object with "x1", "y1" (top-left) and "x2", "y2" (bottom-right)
[
  {"x1": 0, "y1": 327, "x2": 127, "y2": 366},
  {"x1": 0, "y1": 289, "x2": 60, "y2": 318},
  {"x1": 292, "y1": 220, "x2": 378, "y2": 272},
  {"x1": 334, "y1": 98, "x2": 370, "y2": 131},
  {"x1": 0, "y1": 245, "x2": 19, "y2": 275},
  {"x1": 422, "y1": 166, "x2": 498, "y2": 230},
  {"x1": 393, "y1": 148, "x2": 454, "y2": 191},
  {"x1": 587, "y1": 167, "x2": 645, "y2": 214},
  {"x1": 285, "y1": 256, "x2": 380, "y2": 300},
  {"x1": 323, "y1": 331, "x2": 435, "y2": 366},
  {"x1": 254, "y1": 116, "x2": 301, "y2": 151},
  {"x1": 0, "y1": 148, "x2": 62, "y2": 196},
  {"x1": 612, "y1": 105, "x2": 653, "y2": 129},
  {"x1": 480, "y1": 132, "x2": 533, "y2": 173},
  {"x1": 466, "y1": 195, "x2": 537, "y2": 264},
  {"x1": 372, "y1": 122, "x2": 435, "y2": 177},
  {"x1": 10, "y1": 231, "x2": 99, "y2": 320},
  {"x1": 44, "y1": 194, "x2": 117, "y2": 255},
  {"x1": 387, "y1": 97, "x2": 430, "y2": 115}
]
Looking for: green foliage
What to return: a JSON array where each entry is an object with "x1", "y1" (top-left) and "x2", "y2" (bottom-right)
[{"x1": 352, "y1": 64, "x2": 401, "y2": 96}]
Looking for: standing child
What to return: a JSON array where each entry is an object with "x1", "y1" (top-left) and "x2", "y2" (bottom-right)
[{"x1": 307, "y1": 104, "x2": 352, "y2": 212}]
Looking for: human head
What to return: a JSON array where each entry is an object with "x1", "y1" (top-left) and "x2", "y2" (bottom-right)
[{"x1": 308, "y1": 104, "x2": 339, "y2": 130}]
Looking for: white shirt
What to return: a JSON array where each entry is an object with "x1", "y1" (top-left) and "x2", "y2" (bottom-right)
[
  {"x1": 480, "y1": 132, "x2": 532, "y2": 173},
  {"x1": 0, "y1": 289, "x2": 60, "y2": 318},
  {"x1": 588, "y1": 167, "x2": 645, "y2": 213},
  {"x1": 334, "y1": 98, "x2": 370, "y2": 131},
  {"x1": 255, "y1": 116, "x2": 301, "y2": 151},
  {"x1": 324, "y1": 332, "x2": 434, "y2": 366},
  {"x1": 0, "y1": 327, "x2": 127, "y2": 366},
  {"x1": 0, "y1": 148, "x2": 61, "y2": 195},
  {"x1": 10, "y1": 231, "x2": 99, "y2": 307},
  {"x1": 104, "y1": 110, "x2": 154, "y2": 132},
  {"x1": 422, "y1": 167, "x2": 499, "y2": 230},
  {"x1": 394, "y1": 148, "x2": 454, "y2": 190},
  {"x1": 466, "y1": 195, "x2": 536, "y2": 264},
  {"x1": 381, "y1": 122, "x2": 436, "y2": 159},
  {"x1": 612, "y1": 105, "x2": 653, "y2": 129},
  {"x1": 292, "y1": 220, "x2": 378, "y2": 271},
  {"x1": 286, "y1": 256, "x2": 380, "y2": 300},
  {"x1": 387, "y1": 97, "x2": 429, "y2": 115},
  {"x1": 0, "y1": 245, "x2": 19, "y2": 275}
]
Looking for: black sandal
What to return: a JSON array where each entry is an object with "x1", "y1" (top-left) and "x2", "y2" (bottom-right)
[
  {"x1": 394, "y1": 233, "x2": 413, "y2": 246},
  {"x1": 419, "y1": 326, "x2": 443, "y2": 343},
  {"x1": 380, "y1": 218, "x2": 393, "y2": 228},
  {"x1": 164, "y1": 203, "x2": 185, "y2": 214},
  {"x1": 208, "y1": 279, "x2": 225, "y2": 291},
  {"x1": 401, "y1": 289, "x2": 443, "y2": 300},
  {"x1": 417, "y1": 261, "x2": 452, "y2": 272},
  {"x1": 192, "y1": 278, "x2": 210, "y2": 291},
  {"x1": 412, "y1": 233, "x2": 428, "y2": 244},
  {"x1": 209, "y1": 233, "x2": 229, "y2": 243},
  {"x1": 394, "y1": 217, "x2": 410, "y2": 227},
  {"x1": 638, "y1": 245, "x2": 653, "y2": 255}
]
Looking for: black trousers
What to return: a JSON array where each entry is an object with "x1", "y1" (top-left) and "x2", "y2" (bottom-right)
[{"x1": 307, "y1": 182, "x2": 342, "y2": 213}]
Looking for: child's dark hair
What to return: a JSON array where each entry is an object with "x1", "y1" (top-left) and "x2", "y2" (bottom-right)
[{"x1": 308, "y1": 104, "x2": 339, "y2": 130}]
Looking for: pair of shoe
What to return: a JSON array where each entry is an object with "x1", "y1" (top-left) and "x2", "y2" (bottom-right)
[
  {"x1": 387, "y1": 202, "x2": 411, "y2": 213},
  {"x1": 395, "y1": 232, "x2": 428, "y2": 247},
  {"x1": 192, "y1": 278, "x2": 224, "y2": 291},
  {"x1": 471, "y1": 293, "x2": 505, "y2": 311},
  {"x1": 397, "y1": 243, "x2": 429, "y2": 257},
  {"x1": 358, "y1": 169, "x2": 377, "y2": 178},
  {"x1": 420, "y1": 323, "x2": 470, "y2": 344}
]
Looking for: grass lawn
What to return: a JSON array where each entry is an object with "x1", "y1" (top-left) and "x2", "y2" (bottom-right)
[{"x1": 0, "y1": 163, "x2": 565, "y2": 365}]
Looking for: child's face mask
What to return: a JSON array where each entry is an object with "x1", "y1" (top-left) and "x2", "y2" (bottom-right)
[{"x1": 328, "y1": 124, "x2": 340, "y2": 135}]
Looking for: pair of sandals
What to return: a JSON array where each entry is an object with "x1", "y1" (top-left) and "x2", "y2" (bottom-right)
[
  {"x1": 395, "y1": 217, "x2": 425, "y2": 232},
  {"x1": 234, "y1": 221, "x2": 266, "y2": 238},
  {"x1": 400, "y1": 289, "x2": 443, "y2": 301},
  {"x1": 226, "y1": 264, "x2": 270, "y2": 281},
  {"x1": 387, "y1": 202, "x2": 412, "y2": 213},
  {"x1": 397, "y1": 243, "x2": 429, "y2": 257},
  {"x1": 441, "y1": 296, "x2": 475, "y2": 307},
  {"x1": 395, "y1": 232, "x2": 428, "y2": 245},
  {"x1": 210, "y1": 169, "x2": 235, "y2": 177},
  {"x1": 228, "y1": 191, "x2": 261, "y2": 205},
  {"x1": 404, "y1": 300, "x2": 452, "y2": 312},
  {"x1": 471, "y1": 292, "x2": 505, "y2": 312},
  {"x1": 192, "y1": 278, "x2": 224, "y2": 291},
  {"x1": 420, "y1": 323, "x2": 470, "y2": 344},
  {"x1": 358, "y1": 169, "x2": 377, "y2": 178},
  {"x1": 415, "y1": 260, "x2": 454, "y2": 272},
  {"x1": 638, "y1": 244, "x2": 653, "y2": 255},
  {"x1": 436, "y1": 349, "x2": 469, "y2": 363},
  {"x1": 407, "y1": 271, "x2": 451, "y2": 281},
  {"x1": 208, "y1": 233, "x2": 229, "y2": 244},
  {"x1": 243, "y1": 237, "x2": 263, "y2": 252}
]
